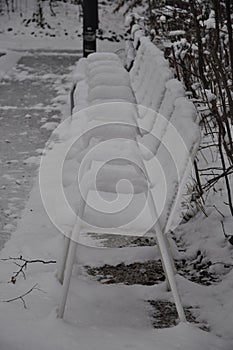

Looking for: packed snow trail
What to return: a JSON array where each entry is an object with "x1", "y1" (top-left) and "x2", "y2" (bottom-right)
[{"x1": 0, "y1": 50, "x2": 79, "y2": 249}]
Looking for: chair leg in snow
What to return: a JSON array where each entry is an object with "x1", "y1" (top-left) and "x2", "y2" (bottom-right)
[
  {"x1": 154, "y1": 221, "x2": 186, "y2": 322},
  {"x1": 164, "y1": 233, "x2": 177, "y2": 275},
  {"x1": 147, "y1": 191, "x2": 171, "y2": 291},
  {"x1": 57, "y1": 237, "x2": 78, "y2": 319},
  {"x1": 57, "y1": 200, "x2": 85, "y2": 318},
  {"x1": 56, "y1": 236, "x2": 71, "y2": 284},
  {"x1": 155, "y1": 236, "x2": 171, "y2": 292}
]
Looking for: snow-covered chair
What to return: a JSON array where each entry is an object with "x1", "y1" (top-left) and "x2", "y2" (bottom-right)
[
  {"x1": 54, "y1": 44, "x2": 200, "y2": 323},
  {"x1": 55, "y1": 108, "x2": 199, "y2": 323}
]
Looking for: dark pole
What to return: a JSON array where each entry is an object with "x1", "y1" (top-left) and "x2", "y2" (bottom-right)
[{"x1": 83, "y1": 0, "x2": 98, "y2": 57}]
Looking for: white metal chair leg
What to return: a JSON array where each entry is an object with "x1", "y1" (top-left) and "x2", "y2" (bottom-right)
[
  {"x1": 57, "y1": 197, "x2": 86, "y2": 319},
  {"x1": 56, "y1": 235, "x2": 71, "y2": 284},
  {"x1": 148, "y1": 192, "x2": 171, "y2": 291},
  {"x1": 164, "y1": 233, "x2": 177, "y2": 275},
  {"x1": 148, "y1": 191, "x2": 185, "y2": 321},
  {"x1": 57, "y1": 236, "x2": 78, "y2": 319},
  {"x1": 154, "y1": 235, "x2": 171, "y2": 292},
  {"x1": 156, "y1": 233, "x2": 177, "y2": 291},
  {"x1": 155, "y1": 221, "x2": 186, "y2": 322}
]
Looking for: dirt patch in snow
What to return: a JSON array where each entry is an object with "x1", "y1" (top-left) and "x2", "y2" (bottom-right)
[
  {"x1": 86, "y1": 260, "x2": 166, "y2": 285},
  {"x1": 148, "y1": 300, "x2": 209, "y2": 331},
  {"x1": 86, "y1": 258, "x2": 226, "y2": 286}
]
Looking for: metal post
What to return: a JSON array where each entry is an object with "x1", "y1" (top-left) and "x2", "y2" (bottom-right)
[
  {"x1": 70, "y1": 83, "x2": 76, "y2": 116},
  {"x1": 83, "y1": 0, "x2": 98, "y2": 57}
]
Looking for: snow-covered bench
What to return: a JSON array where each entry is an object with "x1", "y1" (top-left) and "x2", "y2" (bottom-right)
[{"x1": 48, "y1": 39, "x2": 200, "y2": 321}]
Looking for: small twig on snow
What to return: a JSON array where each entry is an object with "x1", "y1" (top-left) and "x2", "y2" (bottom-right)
[
  {"x1": 0, "y1": 256, "x2": 56, "y2": 284},
  {"x1": 2, "y1": 284, "x2": 40, "y2": 309}
]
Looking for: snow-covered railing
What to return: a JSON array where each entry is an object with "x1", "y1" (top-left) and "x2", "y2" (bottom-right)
[{"x1": 51, "y1": 43, "x2": 200, "y2": 322}]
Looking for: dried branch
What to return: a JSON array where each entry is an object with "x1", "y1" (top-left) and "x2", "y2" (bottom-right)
[
  {"x1": 211, "y1": 261, "x2": 233, "y2": 267},
  {"x1": 226, "y1": 0, "x2": 233, "y2": 81},
  {"x1": 193, "y1": 159, "x2": 203, "y2": 199},
  {"x1": 218, "y1": 128, "x2": 233, "y2": 216},
  {"x1": 202, "y1": 166, "x2": 233, "y2": 191},
  {"x1": 0, "y1": 256, "x2": 56, "y2": 284},
  {"x1": 2, "y1": 284, "x2": 40, "y2": 309},
  {"x1": 220, "y1": 220, "x2": 228, "y2": 238},
  {"x1": 209, "y1": 205, "x2": 225, "y2": 218},
  {"x1": 49, "y1": 0, "x2": 56, "y2": 16}
]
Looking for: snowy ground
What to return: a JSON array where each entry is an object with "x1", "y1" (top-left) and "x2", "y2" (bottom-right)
[
  {"x1": 0, "y1": 0, "x2": 126, "y2": 52},
  {"x1": 0, "y1": 50, "x2": 79, "y2": 249},
  {"x1": 0, "y1": 1, "x2": 233, "y2": 349},
  {"x1": 0, "y1": 0, "x2": 125, "y2": 248},
  {"x1": 0, "y1": 177, "x2": 231, "y2": 350}
]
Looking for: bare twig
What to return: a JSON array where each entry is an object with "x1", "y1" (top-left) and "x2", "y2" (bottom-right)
[
  {"x1": 211, "y1": 261, "x2": 233, "y2": 267},
  {"x1": 212, "y1": 205, "x2": 225, "y2": 218},
  {"x1": 49, "y1": 0, "x2": 56, "y2": 16},
  {"x1": 202, "y1": 166, "x2": 233, "y2": 191},
  {"x1": 198, "y1": 166, "x2": 222, "y2": 171},
  {"x1": 218, "y1": 128, "x2": 233, "y2": 215},
  {"x1": 220, "y1": 220, "x2": 228, "y2": 238},
  {"x1": 2, "y1": 284, "x2": 40, "y2": 309},
  {"x1": 1, "y1": 256, "x2": 56, "y2": 284},
  {"x1": 199, "y1": 144, "x2": 218, "y2": 150},
  {"x1": 193, "y1": 159, "x2": 203, "y2": 197}
]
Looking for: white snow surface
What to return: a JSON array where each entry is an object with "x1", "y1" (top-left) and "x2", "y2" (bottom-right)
[
  {"x1": 0, "y1": 50, "x2": 24, "y2": 81},
  {"x1": 41, "y1": 122, "x2": 59, "y2": 131},
  {"x1": 0, "y1": 175, "x2": 231, "y2": 350}
]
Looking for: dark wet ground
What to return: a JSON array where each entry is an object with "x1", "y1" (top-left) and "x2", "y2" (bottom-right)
[
  {"x1": 85, "y1": 256, "x2": 230, "y2": 330},
  {"x1": 0, "y1": 51, "x2": 79, "y2": 248}
]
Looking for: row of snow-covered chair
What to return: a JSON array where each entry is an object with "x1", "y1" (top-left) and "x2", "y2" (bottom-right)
[
  {"x1": 55, "y1": 38, "x2": 200, "y2": 321},
  {"x1": 67, "y1": 38, "x2": 199, "y2": 233},
  {"x1": 72, "y1": 51, "x2": 135, "y2": 113}
]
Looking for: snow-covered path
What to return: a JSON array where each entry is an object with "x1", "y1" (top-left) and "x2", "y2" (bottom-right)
[
  {"x1": 0, "y1": 50, "x2": 79, "y2": 248},
  {"x1": 0, "y1": 0, "x2": 125, "y2": 250}
]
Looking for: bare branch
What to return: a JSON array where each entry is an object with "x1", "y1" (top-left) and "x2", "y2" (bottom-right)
[
  {"x1": 2, "y1": 284, "x2": 39, "y2": 309},
  {"x1": 0, "y1": 256, "x2": 56, "y2": 284}
]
